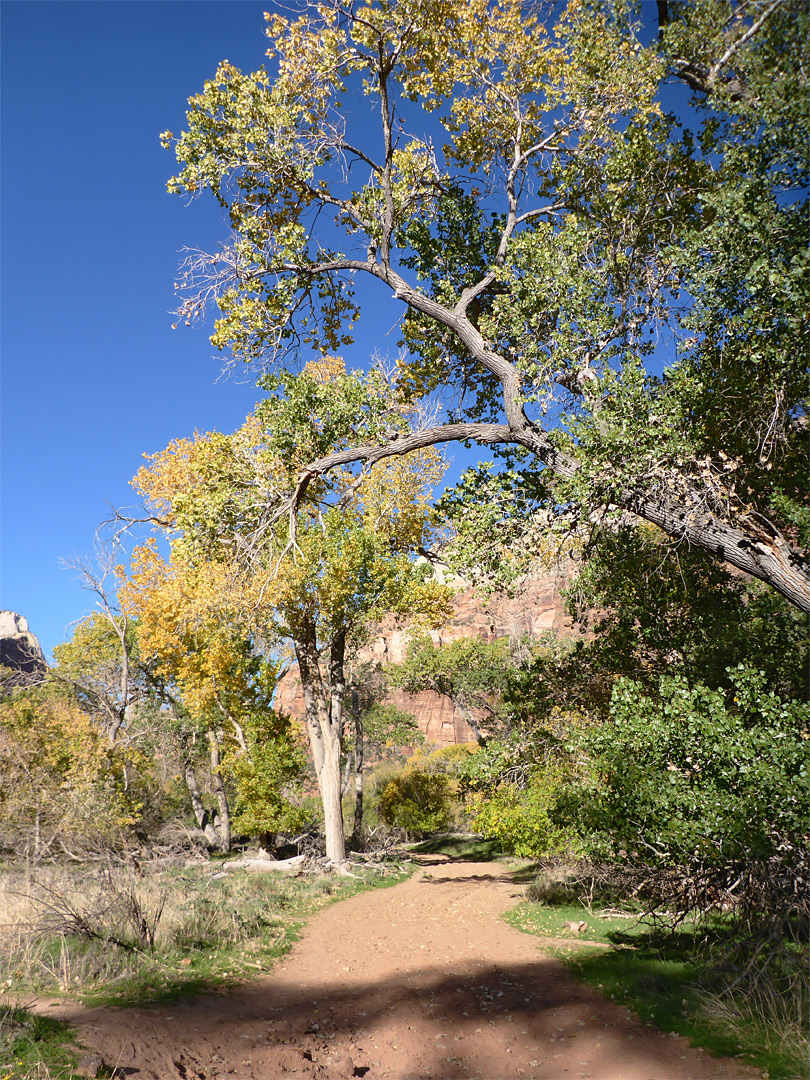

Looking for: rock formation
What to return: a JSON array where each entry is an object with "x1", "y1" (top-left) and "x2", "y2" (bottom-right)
[
  {"x1": 0, "y1": 611, "x2": 47, "y2": 690},
  {"x1": 274, "y1": 562, "x2": 578, "y2": 746}
]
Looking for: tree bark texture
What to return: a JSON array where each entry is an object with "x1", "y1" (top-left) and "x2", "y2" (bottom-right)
[
  {"x1": 295, "y1": 626, "x2": 347, "y2": 864},
  {"x1": 288, "y1": 381, "x2": 810, "y2": 614},
  {"x1": 351, "y1": 689, "x2": 364, "y2": 846},
  {"x1": 184, "y1": 761, "x2": 220, "y2": 849},
  {"x1": 266, "y1": 258, "x2": 810, "y2": 615}
]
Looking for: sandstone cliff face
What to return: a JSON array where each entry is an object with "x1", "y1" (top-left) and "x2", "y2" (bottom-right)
[
  {"x1": 274, "y1": 563, "x2": 577, "y2": 746},
  {"x1": 0, "y1": 611, "x2": 47, "y2": 689}
]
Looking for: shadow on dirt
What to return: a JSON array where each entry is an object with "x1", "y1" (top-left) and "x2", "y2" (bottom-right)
[
  {"x1": 418, "y1": 871, "x2": 520, "y2": 887},
  {"x1": 50, "y1": 955, "x2": 685, "y2": 1080},
  {"x1": 409, "y1": 836, "x2": 503, "y2": 862}
]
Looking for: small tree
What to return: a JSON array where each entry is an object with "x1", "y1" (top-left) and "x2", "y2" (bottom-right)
[
  {"x1": 377, "y1": 767, "x2": 452, "y2": 837},
  {"x1": 392, "y1": 634, "x2": 516, "y2": 743},
  {"x1": 122, "y1": 548, "x2": 305, "y2": 853},
  {"x1": 377, "y1": 745, "x2": 474, "y2": 837},
  {"x1": 52, "y1": 613, "x2": 138, "y2": 747},
  {"x1": 224, "y1": 711, "x2": 307, "y2": 843},
  {"x1": 55, "y1": 548, "x2": 144, "y2": 747},
  {"x1": 125, "y1": 359, "x2": 453, "y2": 863},
  {"x1": 0, "y1": 688, "x2": 142, "y2": 859}
]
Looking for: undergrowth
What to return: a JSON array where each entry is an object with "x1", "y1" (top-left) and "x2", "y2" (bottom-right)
[
  {"x1": 0, "y1": 1006, "x2": 82, "y2": 1080},
  {"x1": 0, "y1": 857, "x2": 411, "y2": 1009},
  {"x1": 508, "y1": 863, "x2": 809, "y2": 1080}
]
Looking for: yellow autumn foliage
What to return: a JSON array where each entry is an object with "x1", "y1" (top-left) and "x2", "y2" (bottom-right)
[
  {"x1": 0, "y1": 691, "x2": 142, "y2": 850},
  {"x1": 123, "y1": 356, "x2": 454, "y2": 730}
]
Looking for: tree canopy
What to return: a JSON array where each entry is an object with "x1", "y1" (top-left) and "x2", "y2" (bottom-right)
[
  {"x1": 122, "y1": 358, "x2": 453, "y2": 861},
  {"x1": 160, "y1": 0, "x2": 808, "y2": 611}
]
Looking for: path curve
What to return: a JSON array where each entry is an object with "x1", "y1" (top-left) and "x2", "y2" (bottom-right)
[{"x1": 39, "y1": 858, "x2": 758, "y2": 1080}]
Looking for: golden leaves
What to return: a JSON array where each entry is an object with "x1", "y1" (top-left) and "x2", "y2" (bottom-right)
[
  {"x1": 360, "y1": 446, "x2": 445, "y2": 546},
  {"x1": 303, "y1": 354, "x2": 345, "y2": 385},
  {"x1": 384, "y1": 0, "x2": 566, "y2": 173},
  {"x1": 122, "y1": 542, "x2": 267, "y2": 720},
  {"x1": 264, "y1": 3, "x2": 346, "y2": 117},
  {"x1": 131, "y1": 436, "x2": 196, "y2": 520},
  {"x1": 126, "y1": 383, "x2": 453, "y2": 675}
]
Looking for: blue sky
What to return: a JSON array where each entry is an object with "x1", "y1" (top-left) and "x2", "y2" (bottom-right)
[
  {"x1": 1, "y1": 0, "x2": 415, "y2": 659},
  {"x1": 2, "y1": 1, "x2": 681, "y2": 662}
]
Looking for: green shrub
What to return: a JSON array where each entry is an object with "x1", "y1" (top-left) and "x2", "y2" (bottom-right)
[
  {"x1": 468, "y1": 768, "x2": 575, "y2": 857},
  {"x1": 225, "y1": 722, "x2": 307, "y2": 840},
  {"x1": 377, "y1": 767, "x2": 452, "y2": 835},
  {"x1": 558, "y1": 663, "x2": 810, "y2": 934}
]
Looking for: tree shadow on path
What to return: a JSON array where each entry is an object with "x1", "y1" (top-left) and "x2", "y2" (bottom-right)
[{"x1": 50, "y1": 955, "x2": 753, "y2": 1080}]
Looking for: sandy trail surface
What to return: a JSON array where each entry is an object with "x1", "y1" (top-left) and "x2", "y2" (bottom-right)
[{"x1": 35, "y1": 856, "x2": 757, "y2": 1080}]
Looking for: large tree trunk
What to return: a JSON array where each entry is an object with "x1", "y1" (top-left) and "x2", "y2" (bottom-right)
[
  {"x1": 351, "y1": 689, "x2": 364, "y2": 847},
  {"x1": 208, "y1": 731, "x2": 231, "y2": 854},
  {"x1": 517, "y1": 420, "x2": 810, "y2": 614},
  {"x1": 318, "y1": 722, "x2": 346, "y2": 864},
  {"x1": 625, "y1": 492, "x2": 810, "y2": 615},
  {"x1": 295, "y1": 625, "x2": 347, "y2": 865}
]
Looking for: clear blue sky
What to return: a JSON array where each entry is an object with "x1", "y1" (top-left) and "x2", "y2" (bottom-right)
[{"x1": 1, "y1": 0, "x2": 423, "y2": 659}]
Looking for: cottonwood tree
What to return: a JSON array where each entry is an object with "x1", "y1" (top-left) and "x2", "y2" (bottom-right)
[
  {"x1": 161, "y1": 0, "x2": 808, "y2": 611},
  {"x1": 52, "y1": 614, "x2": 134, "y2": 748},
  {"x1": 124, "y1": 359, "x2": 452, "y2": 863},
  {"x1": 121, "y1": 544, "x2": 305, "y2": 854}
]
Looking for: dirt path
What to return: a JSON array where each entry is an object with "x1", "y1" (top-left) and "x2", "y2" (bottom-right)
[{"x1": 37, "y1": 857, "x2": 758, "y2": 1080}]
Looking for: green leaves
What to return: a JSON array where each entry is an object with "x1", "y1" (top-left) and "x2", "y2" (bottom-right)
[
  {"x1": 256, "y1": 358, "x2": 398, "y2": 468},
  {"x1": 561, "y1": 665, "x2": 810, "y2": 905},
  {"x1": 162, "y1": 0, "x2": 809, "y2": 612},
  {"x1": 392, "y1": 632, "x2": 513, "y2": 738},
  {"x1": 128, "y1": 356, "x2": 452, "y2": 664},
  {"x1": 467, "y1": 769, "x2": 574, "y2": 858},
  {"x1": 224, "y1": 711, "x2": 307, "y2": 838}
]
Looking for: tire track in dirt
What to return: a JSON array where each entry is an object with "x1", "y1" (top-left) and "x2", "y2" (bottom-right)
[{"x1": 37, "y1": 857, "x2": 758, "y2": 1080}]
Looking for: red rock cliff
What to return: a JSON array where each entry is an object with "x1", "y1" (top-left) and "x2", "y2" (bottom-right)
[{"x1": 274, "y1": 562, "x2": 577, "y2": 746}]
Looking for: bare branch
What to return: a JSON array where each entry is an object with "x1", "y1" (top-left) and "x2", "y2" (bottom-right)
[{"x1": 708, "y1": 0, "x2": 786, "y2": 84}]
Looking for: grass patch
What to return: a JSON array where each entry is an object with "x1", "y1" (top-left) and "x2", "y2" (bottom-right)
[
  {"x1": 0, "y1": 858, "x2": 412, "y2": 1009},
  {"x1": 507, "y1": 889, "x2": 809, "y2": 1080},
  {"x1": 0, "y1": 1006, "x2": 82, "y2": 1079},
  {"x1": 408, "y1": 834, "x2": 503, "y2": 861},
  {"x1": 562, "y1": 939, "x2": 807, "y2": 1080},
  {"x1": 504, "y1": 899, "x2": 649, "y2": 945}
]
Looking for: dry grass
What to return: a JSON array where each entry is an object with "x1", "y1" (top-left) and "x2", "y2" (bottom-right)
[
  {"x1": 0, "y1": 856, "x2": 410, "y2": 1079},
  {"x1": 0, "y1": 863, "x2": 162, "y2": 993},
  {"x1": 0, "y1": 855, "x2": 409, "y2": 1005},
  {"x1": 699, "y1": 984, "x2": 809, "y2": 1076}
]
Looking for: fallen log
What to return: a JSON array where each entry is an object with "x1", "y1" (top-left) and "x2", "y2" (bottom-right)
[{"x1": 223, "y1": 853, "x2": 307, "y2": 873}]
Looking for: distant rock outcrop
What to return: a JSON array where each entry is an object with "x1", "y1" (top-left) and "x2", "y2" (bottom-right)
[
  {"x1": 274, "y1": 561, "x2": 579, "y2": 746},
  {"x1": 0, "y1": 611, "x2": 47, "y2": 689}
]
